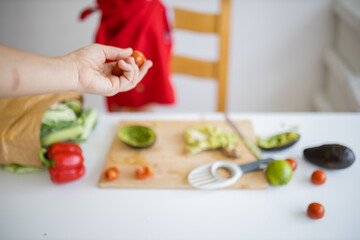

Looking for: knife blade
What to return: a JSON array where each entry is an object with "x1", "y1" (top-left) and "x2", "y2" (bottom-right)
[{"x1": 225, "y1": 113, "x2": 262, "y2": 159}]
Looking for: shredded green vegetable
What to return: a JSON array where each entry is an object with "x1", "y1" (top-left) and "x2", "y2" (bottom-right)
[
  {"x1": 40, "y1": 100, "x2": 97, "y2": 146},
  {"x1": 2, "y1": 164, "x2": 45, "y2": 174},
  {"x1": 185, "y1": 125, "x2": 238, "y2": 154}
]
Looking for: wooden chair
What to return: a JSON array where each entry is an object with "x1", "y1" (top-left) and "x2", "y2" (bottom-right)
[{"x1": 171, "y1": 0, "x2": 231, "y2": 112}]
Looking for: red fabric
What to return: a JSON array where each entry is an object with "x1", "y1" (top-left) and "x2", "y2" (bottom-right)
[
  {"x1": 94, "y1": 0, "x2": 175, "y2": 110},
  {"x1": 80, "y1": 7, "x2": 98, "y2": 20}
]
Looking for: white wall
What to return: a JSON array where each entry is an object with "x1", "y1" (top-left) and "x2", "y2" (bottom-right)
[{"x1": 0, "y1": 0, "x2": 334, "y2": 112}]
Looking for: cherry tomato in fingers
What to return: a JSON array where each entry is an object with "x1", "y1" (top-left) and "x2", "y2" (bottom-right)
[
  {"x1": 311, "y1": 169, "x2": 326, "y2": 185},
  {"x1": 132, "y1": 50, "x2": 145, "y2": 67},
  {"x1": 134, "y1": 166, "x2": 153, "y2": 180},
  {"x1": 112, "y1": 50, "x2": 146, "y2": 76},
  {"x1": 104, "y1": 167, "x2": 119, "y2": 181},
  {"x1": 285, "y1": 158, "x2": 297, "y2": 171},
  {"x1": 112, "y1": 63, "x2": 123, "y2": 77},
  {"x1": 307, "y1": 202, "x2": 325, "y2": 219}
]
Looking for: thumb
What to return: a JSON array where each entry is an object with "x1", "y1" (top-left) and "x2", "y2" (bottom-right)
[{"x1": 100, "y1": 45, "x2": 133, "y2": 61}]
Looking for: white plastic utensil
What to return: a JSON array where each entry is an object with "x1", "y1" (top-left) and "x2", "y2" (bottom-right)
[{"x1": 188, "y1": 158, "x2": 273, "y2": 190}]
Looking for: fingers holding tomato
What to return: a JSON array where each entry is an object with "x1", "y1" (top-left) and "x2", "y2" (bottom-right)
[
  {"x1": 112, "y1": 61, "x2": 124, "y2": 77},
  {"x1": 110, "y1": 50, "x2": 152, "y2": 93},
  {"x1": 112, "y1": 50, "x2": 146, "y2": 77},
  {"x1": 138, "y1": 60, "x2": 153, "y2": 80}
]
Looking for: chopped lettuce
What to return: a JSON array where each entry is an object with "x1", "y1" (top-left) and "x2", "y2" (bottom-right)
[
  {"x1": 42, "y1": 109, "x2": 76, "y2": 124},
  {"x1": 41, "y1": 124, "x2": 84, "y2": 147},
  {"x1": 63, "y1": 99, "x2": 82, "y2": 117},
  {"x1": 78, "y1": 109, "x2": 98, "y2": 141},
  {"x1": 40, "y1": 99, "x2": 97, "y2": 147},
  {"x1": 40, "y1": 120, "x2": 80, "y2": 138},
  {"x1": 185, "y1": 125, "x2": 238, "y2": 154},
  {"x1": 2, "y1": 164, "x2": 45, "y2": 174}
]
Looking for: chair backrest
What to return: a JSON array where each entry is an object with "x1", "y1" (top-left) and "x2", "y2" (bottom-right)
[{"x1": 171, "y1": 0, "x2": 231, "y2": 112}]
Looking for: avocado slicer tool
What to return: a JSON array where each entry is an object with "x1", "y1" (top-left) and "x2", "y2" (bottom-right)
[{"x1": 188, "y1": 158, "x2": 273, "y2": 190}]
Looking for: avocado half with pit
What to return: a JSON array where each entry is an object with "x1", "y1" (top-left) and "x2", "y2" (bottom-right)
[
  {"x1": 258, "y1": 132, "x2": 300, "y2": 151},
  {"x1": 117, "y1": 125, "x2": 156, "y2": 149}
]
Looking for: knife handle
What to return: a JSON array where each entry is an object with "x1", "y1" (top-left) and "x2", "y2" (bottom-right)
[{"x1": 239, "y1": 158, "x2": 273, "y2": 173}]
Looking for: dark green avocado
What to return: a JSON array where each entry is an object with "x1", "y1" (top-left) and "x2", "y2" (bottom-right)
[
  {"x1": 258, "y1": 132, "x2": 300, "y2": 151},
  {"x1": 117, "y1": 125, "x2": 156, "y2": 149},
  {"x1": 304, "y1": 144, "x2": 355, "y2": 169}
]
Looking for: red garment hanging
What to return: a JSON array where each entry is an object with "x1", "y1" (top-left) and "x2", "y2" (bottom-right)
[{"x1": 81, "y1": 0, "x2": 175, "y2": 111}]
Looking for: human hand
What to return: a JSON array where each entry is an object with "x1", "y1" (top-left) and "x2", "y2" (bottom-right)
[{"x1": 66, "y1": 44, "x2": 153, "y2": 96}]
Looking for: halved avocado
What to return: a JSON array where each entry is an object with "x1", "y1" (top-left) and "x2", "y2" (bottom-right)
[
  {"x1": 117, "y1": 125, "x2": 156, "y2": 149},
  {"x1": 258, "y1": 132, "x2": 300, "y2": 151}
]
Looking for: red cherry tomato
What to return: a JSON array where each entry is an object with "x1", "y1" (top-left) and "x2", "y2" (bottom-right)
[
  {"x1": 285, "y1": 158, "x2": 297, "y2": 171},
  {"x1": 134, "y1": 166, "x2": 154, "y2": 180},
  {"x1": 104, "y1": 167, "x2": 119, "y2": 181},
  {"x1": 112, "y1": 50, "x2": 146, "y2": 76},
  {"x1": 132, "y1": 50, "x2": 145, "y2": 67},
  {"x1": 307, "y1": 202, "x2": 325, "y2": 219},
  {"x1": 112, "y1": 63, "x2": 123, "y2": 77},
  {"x1": 311, "y1": 169, "x2": 326, "y2": 185}
]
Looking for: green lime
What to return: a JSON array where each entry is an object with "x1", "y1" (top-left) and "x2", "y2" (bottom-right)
[{"x1": 266, "y1": 160, "x2": 293, "y2": 186}]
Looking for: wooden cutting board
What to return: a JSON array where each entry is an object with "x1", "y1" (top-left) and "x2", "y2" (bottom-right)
[{"x1": 98, "y1": 120, "x2": 268, "y2": 189}]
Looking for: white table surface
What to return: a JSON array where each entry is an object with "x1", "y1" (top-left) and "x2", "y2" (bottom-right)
[{"x1": 1, "y1": 112, "x2": 360, "y2": 240}]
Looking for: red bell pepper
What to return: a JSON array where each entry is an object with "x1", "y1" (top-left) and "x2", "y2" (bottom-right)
[
  {"x1": 50, "y1": 152, "x2": 84, "y2": 170},
  {"x1": 47, "y1": 142, "x2": 82, "y2": 159},
  {"x1": 40, "y1": 142, "x2": 85, "y2": 184},
  {"x1": 49, "y1": 165, "x2": 85, "y2": 184}
]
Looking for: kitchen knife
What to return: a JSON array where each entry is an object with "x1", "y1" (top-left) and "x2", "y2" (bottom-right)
[{"x1": 225, "y1": 113, "x2": 262, "y2": 159}]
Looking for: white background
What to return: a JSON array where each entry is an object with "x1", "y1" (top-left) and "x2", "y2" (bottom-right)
[{"x1": 0, "y1": 0, "x2": 334, "y2": 112}]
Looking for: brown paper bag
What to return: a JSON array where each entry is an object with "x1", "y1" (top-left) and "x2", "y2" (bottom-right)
[{"x1": 0, "y1": 93, "x2": 82, "y2": 167}]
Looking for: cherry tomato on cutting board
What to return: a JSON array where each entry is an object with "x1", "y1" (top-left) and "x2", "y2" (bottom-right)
[
  {"x1": 307, "y1": 202, "x2": 325, "y2": 219},
  {"x1": 134, "y1": 166, "x2": 153, "y2": 179},
  {"x1": 311, "y1": 169, "x2": 326, "y2": 185},
  {"x1": 285, "y1": 158, "x2": 297, "y2": 171},
  {"x1": 104, "y1": 167, "x2": 119, "y2": 181},
  {"x1": 112, "y1": 50, "x2": 146, "y2": 77}
]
